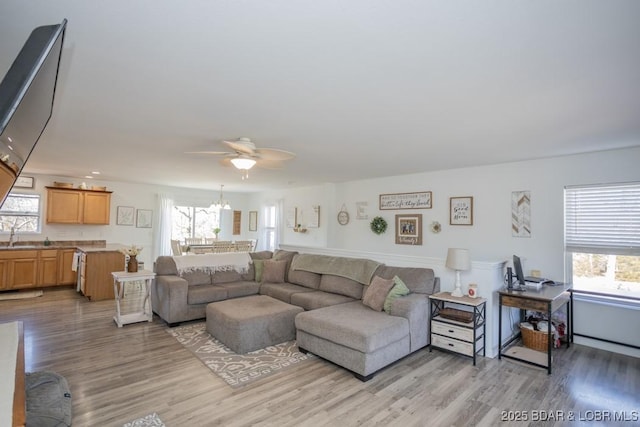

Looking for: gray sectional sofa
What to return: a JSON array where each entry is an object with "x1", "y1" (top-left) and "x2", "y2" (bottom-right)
[{"x1": 152, "y1": 249, "x2": 440, "y2": 380}]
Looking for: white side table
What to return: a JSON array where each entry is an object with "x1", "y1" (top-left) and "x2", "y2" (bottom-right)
[{"x1": 111, "y1": 270, "x2": 156, "y2": 327}]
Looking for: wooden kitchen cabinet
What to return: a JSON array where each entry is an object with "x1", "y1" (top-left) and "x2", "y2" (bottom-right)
[
  {"x1": 79, "y1": 250, "x2": 125, "y2": 301},
  {"x1": 46, "y1": 187, "x2": 112, "y2": 225},
  {"x1": 38, "y1": 250, "x2": 59, "y2": 287},
  {"x1": 58, "y1": 249, "x2": 77, "y2": 285},
  {"x1": 0, "y1": 249, "x2": 77, "y2": 290},
  {"x1": 0, "y1": 259, "x2": 8, "y2": 290},
  {"x1": 0, "y1": 250, "x2": 39, "y2": 289}
]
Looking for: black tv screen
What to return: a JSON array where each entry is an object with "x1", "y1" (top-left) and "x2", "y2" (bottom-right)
[{"x1": 0, "y1": 19, "x2": 67, "y2": 205}]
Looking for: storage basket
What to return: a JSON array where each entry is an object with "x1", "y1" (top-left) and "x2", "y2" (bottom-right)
[{"x1": 520, "y1": 325, "x2": 549, "y2": 351}]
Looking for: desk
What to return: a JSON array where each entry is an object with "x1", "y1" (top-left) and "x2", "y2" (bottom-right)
[
  {"x1": 111, "y1": 270, "x2": 156, "y2": 327},
  {"x1": 498, "y1": 283, "x2": 572, "y2": 374}
]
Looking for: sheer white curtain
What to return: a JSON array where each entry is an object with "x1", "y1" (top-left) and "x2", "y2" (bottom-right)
[
  {"x1": 154, "y1": 193, "x2": 174, "y2": 258},
  {"x1": 274, "y1": 198, "x2": 283, "y2": 250}
]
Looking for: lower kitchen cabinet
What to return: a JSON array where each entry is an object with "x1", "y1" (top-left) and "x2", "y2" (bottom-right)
[
  {"x1": 0, "y1": 248, "x2": 77, "y2": 290},
  {"x1": 58, "y1": 249, "x2": 78, "y2": 285},
  {"x1": 38, "y1": 250, "x2": 59, "y2": 287},
  {"x1": 0, "y1": 250, "x2": 39, "y2": 289},
  {"x1": 78, "y1": 250, "x2": 126, "y2": 301}
]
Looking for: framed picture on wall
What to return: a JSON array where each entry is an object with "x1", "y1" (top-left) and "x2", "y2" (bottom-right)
[
  {"x1": 450, "y1": 196, "x2": 473, "y2": 225},
  {"x1": 249, "y1": 211, "x2": 258, "y2": 231},
  {"x1": 116, "y1": 206, "x2": 134, "y2": 225},
  {"x1": 395, "y1": 214, "x2": 422, "y2": 245},
  {"x1": 233, "y1": 210, "x2": 241, "y2": 235},
  {"x1": 136, "y1": 209, "x2": 153, "y2": 228}
]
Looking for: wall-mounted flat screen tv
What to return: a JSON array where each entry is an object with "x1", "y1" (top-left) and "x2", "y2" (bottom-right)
[{"x1": 0, "y1": 19, "x2": 67, "y2": 205}]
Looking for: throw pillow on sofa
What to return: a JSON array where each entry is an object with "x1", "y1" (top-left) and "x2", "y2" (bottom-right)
[
  {"x1": 362, "y1": 276, "x2": 395, "y2": 311},
  {"x1": 262, "y1": 259, "x2": 288, "y2": 283},
  {"x1": 253, "y1": 259, "x2": 265, "y2": 282},
  {"x1": 383, "y1": 275, "x2": 411, "y2": 313}
]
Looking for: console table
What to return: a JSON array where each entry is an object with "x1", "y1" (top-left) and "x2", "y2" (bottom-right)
[
  {"x1": 111, "y1": 270, "x2": 156, "y2": 327},
  {"x1": 498, "y1": 284, "x2": 572, "y2": 374}
]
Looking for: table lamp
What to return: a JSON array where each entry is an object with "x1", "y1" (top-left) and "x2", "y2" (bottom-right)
[{"x1": 446, "y1": 248, "x2": 471, "y2": 297}]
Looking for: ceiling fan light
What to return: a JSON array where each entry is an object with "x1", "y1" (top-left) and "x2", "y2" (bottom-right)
[{"x1": 230, "y1": 157, "x2": 256, "y2": 170}]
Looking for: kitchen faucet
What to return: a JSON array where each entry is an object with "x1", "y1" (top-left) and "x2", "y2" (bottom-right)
[{"x1": 8, "y1": 226, "x2": 15, "y2": 247}]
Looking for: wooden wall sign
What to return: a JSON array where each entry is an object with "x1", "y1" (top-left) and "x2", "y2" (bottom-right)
[
  {"x1": 379, "y1": 191, "x2": 432, "y2": 210},
  {"x1": 233, "y1": 210, "x2": 241, "y2": 235}
]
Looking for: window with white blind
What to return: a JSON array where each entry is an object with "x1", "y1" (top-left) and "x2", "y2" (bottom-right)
[{"x1": 565, "y1": 182, "x2": 640, "y2": 298}]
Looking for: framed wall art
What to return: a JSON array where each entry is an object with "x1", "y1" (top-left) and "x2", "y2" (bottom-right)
[
  {"x1": 116, "y1": 206, "x2": 135, "y2": 225},
  {"x1": 395, "y1": 214, "x2": 423, "y2": 245},
  {"x1": 233, "y1": 210, "x2": 241, "y2": 235},
  {"x1": 286, "y1": 207, "x2": 297, "y2": 228},
  {"x1": 355, "y1": 201, "x2": 369, "y2": 219},
  {"x1": 450, "y1": 196, "x2": 473, "y2": 225},
  {"x1": 14, "y1": 176, "x2": 34, "y2": 188},
  {"x1": 136, "y1": 209, "x2": 153, "y2": 228},
  {"x1": 380, "y1": 191, "x2": 432, "y2": 210},
  {"x1": 249, "y1": 210, "x2": 258, "y2": 231},
  {"x1": 512, "y1": 191, "x2": 531, "y2": 237}
]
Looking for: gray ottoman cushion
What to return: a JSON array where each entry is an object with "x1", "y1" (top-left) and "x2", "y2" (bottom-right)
[
  {"x1": 25, "y1": 371, "x2": 72, "y2": 427},
  {"x1": 206, "y1": 295, "x2": 303, "y2": 353}
]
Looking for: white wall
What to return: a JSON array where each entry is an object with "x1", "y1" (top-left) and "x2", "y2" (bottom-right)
[{"x1": 256, "y1": 146, "x2": 640, "y2": 357}]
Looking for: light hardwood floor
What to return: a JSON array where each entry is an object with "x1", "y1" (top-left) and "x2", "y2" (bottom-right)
[{"x1": 1, "y1": 287, "x2": 638, "y2": 427}]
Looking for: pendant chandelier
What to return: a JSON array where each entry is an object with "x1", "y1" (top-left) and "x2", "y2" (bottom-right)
[{"x1": 212, "y1": 184, "x2": 231, "y2": 210}]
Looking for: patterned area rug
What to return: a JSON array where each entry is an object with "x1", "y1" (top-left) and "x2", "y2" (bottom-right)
[
  {"x1": 167, "y1": 322, "x2": 314, "y2": 388},
  {"x1": 123, "y1": 412, "x2": 165, "y2": 427}
]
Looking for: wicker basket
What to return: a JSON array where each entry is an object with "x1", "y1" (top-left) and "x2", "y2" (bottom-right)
[
  {"x1": 53, "y1": 181, "x2": 73, "y2": 188},
  {"x1": 520, "y1": 325, "x2": 549, "y2": 351}
]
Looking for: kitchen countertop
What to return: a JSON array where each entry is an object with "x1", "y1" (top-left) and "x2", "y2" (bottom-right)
[
  {"x1": 76, "y1": 243, "x2": 128, "y2": 253},
  {"x1": 0, "y1": 240, "x2": 127, "y2": 252}
]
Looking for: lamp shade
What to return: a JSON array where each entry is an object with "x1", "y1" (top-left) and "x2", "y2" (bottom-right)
[
  {"x1": 230, "y1": 157, "x2": 256, "y2": 170},
  {"x1": 445, "y1": 248, "x2": 471, "y2": 271}
]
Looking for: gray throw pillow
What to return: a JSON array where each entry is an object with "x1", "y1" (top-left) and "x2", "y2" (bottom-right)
[
  {"x1": 362, "y1": 275, "x2": 395, "y2": 311},
  {"x1": 262, "y1": 259, "x2": 287, "y2": 283}
]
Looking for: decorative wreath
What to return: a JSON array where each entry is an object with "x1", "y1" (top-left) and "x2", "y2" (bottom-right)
[{"x1": 370, "y1": 216, "x2": 388, "y2": 235}]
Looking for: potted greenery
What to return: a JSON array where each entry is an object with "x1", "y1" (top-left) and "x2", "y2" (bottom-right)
[{"x1": 213, "y1": 227, "x2": 221, "y2": 240}]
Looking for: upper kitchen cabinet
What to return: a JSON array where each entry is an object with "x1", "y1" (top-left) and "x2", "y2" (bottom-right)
[{"x1": 46, "y1": 187, "x2": 112, "y2": 225}]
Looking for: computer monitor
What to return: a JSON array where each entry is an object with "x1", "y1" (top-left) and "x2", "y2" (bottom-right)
[{"x1": 513, "y1": 255, "x2": 526, "y2": 287}]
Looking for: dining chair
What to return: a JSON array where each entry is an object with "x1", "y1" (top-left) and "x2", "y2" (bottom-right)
[
  {"x1": 171, "y1": 240, "x2": 183, "y2": 256},
  {"x1": 185, "y1": 237, "x2": 203, "y2": 245}
]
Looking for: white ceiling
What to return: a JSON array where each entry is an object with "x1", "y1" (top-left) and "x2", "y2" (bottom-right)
[{"x1": 1, "y1": 1, "x2": 639, "y2": 193}]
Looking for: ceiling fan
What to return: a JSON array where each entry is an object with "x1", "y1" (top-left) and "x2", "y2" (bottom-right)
[{"x1": 187, "y1": 137, "x2": 296, "y2": 179}]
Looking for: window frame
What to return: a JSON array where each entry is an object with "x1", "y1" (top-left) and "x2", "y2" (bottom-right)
[
  {"x1": 0, "y1": 192, "x2": 42, "y2": 234},
  {"x1": 171, "y1": 204, "x2": 221, "y2": 242}
]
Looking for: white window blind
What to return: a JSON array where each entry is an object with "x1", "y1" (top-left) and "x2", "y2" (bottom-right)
[{"x1": 565, "y1": 183, "x2": 640, "y2": 256}]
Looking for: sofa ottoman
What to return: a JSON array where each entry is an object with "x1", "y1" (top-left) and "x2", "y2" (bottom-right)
[{"x1": 206, "y1": 295, "x2": 304, "y2": 353}]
